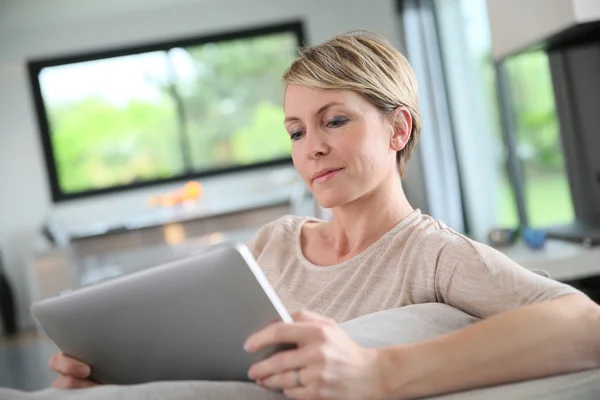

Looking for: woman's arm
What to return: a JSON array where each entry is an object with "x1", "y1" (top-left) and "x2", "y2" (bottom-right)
[{"x1": 378, "y1": 294, "x2": 600, "y2": 399}]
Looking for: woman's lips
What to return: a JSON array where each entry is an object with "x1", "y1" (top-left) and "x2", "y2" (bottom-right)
[{"x1": 313, "y1": 168, "x2": 343, "y2": 183}]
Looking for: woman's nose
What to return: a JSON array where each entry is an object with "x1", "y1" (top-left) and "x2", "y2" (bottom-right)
[{"x1": 305, "y1": 128, "x2": 330, "y2": 160}]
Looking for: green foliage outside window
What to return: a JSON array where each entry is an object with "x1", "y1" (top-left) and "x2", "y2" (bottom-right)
[{"x1": 41, "y1": 32, "x2": 297, "y2": 195}]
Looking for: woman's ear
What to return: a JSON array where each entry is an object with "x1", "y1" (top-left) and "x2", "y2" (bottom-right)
[{"x1": 390, "y1": 106, "x2": 412, "y2": 152}]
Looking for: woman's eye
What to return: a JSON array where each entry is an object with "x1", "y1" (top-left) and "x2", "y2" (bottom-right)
[
  {"x1": 326, "y1": 117, "x2": 349, "y2": 128},
  {"x1": 290, "y1": 131, "x2": 305, "y2": 141}
]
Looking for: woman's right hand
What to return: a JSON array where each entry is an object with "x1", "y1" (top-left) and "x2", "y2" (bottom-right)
[{"x1": 49, "y1": 352, "x2": 98, "y2": 389}]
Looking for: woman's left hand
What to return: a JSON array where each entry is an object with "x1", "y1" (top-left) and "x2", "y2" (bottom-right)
[{"x1": 244, "y1": 310, "x2": 385, "y2": 400}]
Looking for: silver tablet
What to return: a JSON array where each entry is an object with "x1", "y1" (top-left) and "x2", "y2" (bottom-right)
[{"x1": 31, "y1": 242, "x2": 293, "y2": 385}]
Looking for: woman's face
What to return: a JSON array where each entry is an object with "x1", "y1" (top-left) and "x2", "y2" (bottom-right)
[{"x1": 284, "y1": 84, "x2": 403, "y2": 209}]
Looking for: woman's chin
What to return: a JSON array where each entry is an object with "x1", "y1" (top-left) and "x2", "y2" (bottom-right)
[{"x1": 314, "y1": 193, "x2": 349, "y2": 210}]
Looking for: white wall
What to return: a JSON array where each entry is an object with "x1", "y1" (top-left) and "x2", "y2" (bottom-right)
[
  {"x1": 0, "y1": 0, "x2": 407, "y2": 330},
  {"x1": 486, "y1": 0, "x2": 600, "y2": 60},
  {"x1": 486, "y1": 0, "x2": 574, "y2": 59},
  {"x1": 573, "y1": 0, "x2": 600, "y2": 22}
]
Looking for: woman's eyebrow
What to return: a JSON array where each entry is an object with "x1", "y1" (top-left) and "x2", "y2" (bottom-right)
[{"x1": 284, "y1": 101, "x2": 345, "y2": 123}]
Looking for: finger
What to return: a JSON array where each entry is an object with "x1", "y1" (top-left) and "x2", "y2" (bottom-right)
[
  {"x1": 259, "y1": 369, "x2": 299, "y2": 390},
  {"x1": 291, "y1": 310, "x2": 335, "y2": 325},
  {"x1": 245, "y1": 321, "x2": 330, "y2": 353},
  {"x1": 49, "y1": 353, "x2": 91, "y2": 378},
  {"x1": 249, "y1": 344, "x2": 320, "y2": 380},
  {"x1": 52, "y1": 375, "x2": 98, "y2": 389},
  {"x1": 283, "y1": 384, "x2": 320, "y2": 400}
]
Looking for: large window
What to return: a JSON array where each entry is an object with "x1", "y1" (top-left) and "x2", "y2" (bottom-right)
[
  {"x1": 433, "y1": 0, "x2": 574, "y2": 235},
  {"x1": 29, "y1": 22, "x2": 304, "y2": 201}
]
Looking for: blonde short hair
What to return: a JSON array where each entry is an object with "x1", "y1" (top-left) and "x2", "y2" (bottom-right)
[{"x1": 283, "y1": 31, "x2": 421, "y2": 177}]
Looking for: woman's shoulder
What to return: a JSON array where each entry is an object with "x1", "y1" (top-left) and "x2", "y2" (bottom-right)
[
  {"x1": 398, "y1": 210, "x2": 463, "y2": 245},
  {"x1": 255, "y1": 214, "x2": 311, "y2": 237},
  {"x1": 247, "y1": 214, "x2": 317, "y2": 258},
  {"x1": 398, "y1": 210, "x2": 485, "y2": 262},
  {"x1": 407, "y1": 211, "x2": 519, "y2": 270}
]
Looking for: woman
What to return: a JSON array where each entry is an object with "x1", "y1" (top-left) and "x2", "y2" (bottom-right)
[{"x1": 49, "y1": 31, "x2": 600, "y2": 399}]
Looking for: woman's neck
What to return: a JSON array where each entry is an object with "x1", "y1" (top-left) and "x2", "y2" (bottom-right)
[{"x1": 323, "y1": 175, "x2": 414, "y2": 260}]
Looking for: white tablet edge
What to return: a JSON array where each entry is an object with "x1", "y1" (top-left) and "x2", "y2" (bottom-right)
[{"x1": 235, "y1": 243, "x2": 294, "y2": 324}]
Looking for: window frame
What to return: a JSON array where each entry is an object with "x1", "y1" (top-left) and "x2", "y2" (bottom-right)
[
  {"x1": 28, "y1": 20, "x2": 305, "y2": 202},
  {"x1": 400, "y1": 0, "x2": 467, "y2": 234}
]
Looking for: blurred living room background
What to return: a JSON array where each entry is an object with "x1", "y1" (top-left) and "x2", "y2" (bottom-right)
[{"x1": 1, "y1": 0, "x2": 599, "y2": 391}]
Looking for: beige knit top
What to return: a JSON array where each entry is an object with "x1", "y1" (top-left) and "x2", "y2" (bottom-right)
[{"x1": 248, "y1": 210, "x2": 579, "y2": 323}]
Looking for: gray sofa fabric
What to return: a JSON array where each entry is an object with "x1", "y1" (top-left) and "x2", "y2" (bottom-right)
[{"x1": 2, "y1": 303, "x2": 599, "y2": 399}]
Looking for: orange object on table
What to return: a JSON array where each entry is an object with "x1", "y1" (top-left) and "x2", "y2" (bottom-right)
[{"x1": 147, "y1": 181, "x2": 204, "y2": 208}]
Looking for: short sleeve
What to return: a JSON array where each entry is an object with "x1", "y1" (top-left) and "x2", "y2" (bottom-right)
[{"x1": 435, "y1": 235, "x2": 581, "y2": 319}]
